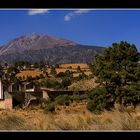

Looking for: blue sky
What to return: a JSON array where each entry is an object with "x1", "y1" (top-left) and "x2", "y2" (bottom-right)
[{"x1": 0, "y1": 9, "x2": 140, "y2": 51}]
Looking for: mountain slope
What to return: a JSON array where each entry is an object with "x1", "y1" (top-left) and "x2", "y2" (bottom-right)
[{"x1": 0, "y1": 34, "x2": 105, "y2": 65}]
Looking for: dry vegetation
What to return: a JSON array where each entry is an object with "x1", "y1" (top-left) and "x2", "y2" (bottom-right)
[
  {"x1": 47, "y1": 68, "x2": 77, "y2": 75},
  {"x1": 16, "y1": 70, "x2": 42, "y2": 78},
  {"x1": 15, "y1": 63, "x2": 92, "y2": 78},
  {"x1": 60, "y1": 63, "x2": 89, "y2": 69},
  {"x1": 68, "y1": 78, "x2": 98, "y2": 90},
  {"x1": 0, "y1": 102, "x2": 140, "y2": 130}
]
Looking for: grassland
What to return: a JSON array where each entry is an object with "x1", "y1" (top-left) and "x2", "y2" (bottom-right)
[
  {"x1": 16, "y1": 70, "x2": 42, "y2": 78},
  {"x1": 15, "y1": 63, "x2": 92, "y2": 78},
  {"x1": 0, "y1": 101, "x2": 140, "y2": 130},
  {"x1": 8, "y1": 63, "x2": 140, "y2": 131}
]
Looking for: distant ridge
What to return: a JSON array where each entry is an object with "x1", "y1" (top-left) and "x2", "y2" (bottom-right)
[{"x1": 0, "y1": 34, "x2": 105, "y2": 65}]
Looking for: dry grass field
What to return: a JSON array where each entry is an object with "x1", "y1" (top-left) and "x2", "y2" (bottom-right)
[
  {"x1": 15, "y1": 63, "x2": 92, "y2": 78},
  {"x1": 0, "y1": 102, "x2": 139, "y2": 130},
  {"x1": 73, "y1": 71, "x2": 92, "y2": 77},
  {"x1": 47, "y1": 68, "x2": 77, "y2": 75},
  {"x1": 16, "y1": 70, "x2": 42, "y2": 78},
  {"x1": 68, "y1": 78, "x2": 98, "y2": 90},
  {"x1": 60, "y1": 63, "x2": 89, "y2": 69}
]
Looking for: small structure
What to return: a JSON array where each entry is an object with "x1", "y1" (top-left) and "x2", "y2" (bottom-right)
[
  {"x1": 41, "y1": 88, "x2": 86, "y2": 101},
  {"x1": 0, "y1": 68, "x2": 86, "y2": 109},
  {"x1": 0, "y1": 70, "x2": 12, "y2": 110},
  {"x1": 8, "y1": 82, "x2": 42, "y2": 108}
]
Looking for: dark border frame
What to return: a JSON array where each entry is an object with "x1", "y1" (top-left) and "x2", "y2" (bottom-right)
[
  {"x1": 0, "y1": 0, "x2": 140, "y2": 8},
  {"x1": 0, "y1": 0, "x2": 140, "y2": 139}
]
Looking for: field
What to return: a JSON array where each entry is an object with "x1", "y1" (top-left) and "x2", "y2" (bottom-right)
[
  {"x1": 49, "y1": 63, "x2": 92, "y2": 77},
  {"x1": 59, "y1": 63, "x2": 89, "y2": 69},
  {"x1": 0, "y1": 102, "x2": 140, "y2": 130},
  {"x1": 15, "y1": 63, "x2": 92, "y2": 78},
  {"x1": 16, "y1": 70, "x2": 42, "y2": 78}
]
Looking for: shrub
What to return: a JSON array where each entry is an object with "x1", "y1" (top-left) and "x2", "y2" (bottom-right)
[
  {"x1": 37, "y1": 98, "x2": 51, "y2": 109},
  {"x1": 57, "y1": 72, "x2": 66, "y2": 77},
  {"x1": 55, "y1": 95, "x2": 71, "y2": 106},
  {"x1": 38, "y1": 98, "x2": 50, "y2": 104},
  {"x1": 71, "y1": 94, "x2": 81, "y2": 102},
  {"x1": 79, "y1": 94, "x2": 88, "y2": 100},
  {"x1": 44, "y1": 103, "x2": 55, "y2": 114},
  {"x1": 87, "y1": 100, "x2": 103, "y2": 114},
  {"x1": 87, "y1": 87, "x2": 114, "y2": 113},
  {"x1": 45, "y1": 79, "x2": 62, "y2": 89},
  {"x1": 50, "y1": 66, "x2": 57, "y2": 77},
  {"x1": 61, "y1": 78, "x2": 72, "y2": 89}
]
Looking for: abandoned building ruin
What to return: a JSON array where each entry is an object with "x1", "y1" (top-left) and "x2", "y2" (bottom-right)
[{"x1": 0, "y1": 70, "x2": 85, "y2": 110}]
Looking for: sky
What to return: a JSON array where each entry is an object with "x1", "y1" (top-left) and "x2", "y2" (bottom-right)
[{"x1": 0, "y1": 9, "x2": 140, "y2": 51}]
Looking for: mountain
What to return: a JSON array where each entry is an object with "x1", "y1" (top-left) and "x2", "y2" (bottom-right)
[{"x1": 0, "y1": 34, "x2": 105, "y2": 65}]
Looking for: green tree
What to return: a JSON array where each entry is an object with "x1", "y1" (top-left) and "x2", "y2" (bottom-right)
[
  {"x1": 78, "y1": 71, "x2": 88, "y2": 80},
  {"x1": 26, "y1": 76, "x2": 33, "y2": 82},
  {"x1": 55, "y1": 64, "x2": 59, "y2": 68},
  {"x1": 93, "y1": 41, "x2": 140, "y2": 107},
  {"x1": 39, "y1": 61, "x2": 46, "y2": 70},
  {"x1": 55, "y1": 94, "x2": 71, "y2": 106},
  {"x1": 77, "y1": 66, "x2": 82, "y2": 73},
  {"x1": 34, "y1": 62, "x2": 39, "y2": 68},
  {"x1": 42, "y1": 68, "x2": 48, "y2": 77},
  {"x1": 50, "y1": 66, "x2": 57, "y2": 77},
  {"x1": 61, "y1": 78, "x2": 71, "y2": 89}
]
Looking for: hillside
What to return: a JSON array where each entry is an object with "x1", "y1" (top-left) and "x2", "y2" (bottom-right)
[{"x1": 0, "y1": 34, "x2": 105, "y2": 65}]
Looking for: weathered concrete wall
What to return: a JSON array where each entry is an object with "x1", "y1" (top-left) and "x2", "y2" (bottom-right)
[
  {"x1": 42, "y1": 90, "x2": 49, "y2": 100},
  {"x1": 0, "y1": 92, "x2": 12, "y2": 110},
  {"x1": 0, "y1": 98, "x2": 12, "y2": 110},
  {"x1": 0, "y1": 80, "x2": 3, "y2": 99}
]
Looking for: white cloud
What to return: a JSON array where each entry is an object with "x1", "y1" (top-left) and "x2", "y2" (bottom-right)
[
  {"x1": 28, "y1": 9, "x2": 49, "y2": 16},
  {"x1": 64, "y1": 9, "x2": 91, "y2": 21}
]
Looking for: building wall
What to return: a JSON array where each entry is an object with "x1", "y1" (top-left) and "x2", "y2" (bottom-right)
[
  {"x1": 42, "y1": 90, "x2": 49, "y2": 100},
  {"x1": 0, "y1": 98, "x2": 12, "y2": 110},
  {"x1": 0, "y1": 92, "x2": 12, "y2": 110},
  {"x1": 0, "y1": 80, "x2": 3, "y2": 99}
]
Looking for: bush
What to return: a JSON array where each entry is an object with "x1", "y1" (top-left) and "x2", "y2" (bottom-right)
[
  {"x1": 71, "y1": 94, "x2": 81, "y2": 102},
  {"x1": 87, "y1": 100, "x2": 103, "y2": 114},
  {"x1": 38, "y1": 98, "x2": 50, "y2": 104},
  {"x1": 87, "y1": 87, "x2": 114, "y2": 113},
  {"x1": 50, "y1": 66, "x2": 57, "y2": 77},
  {"x1": 57, "y1": 72, "x2": 66, "y2": 77},
  {"x1": 45, "y1": 79, "x2": 62, "y2": 89},
  {"x1": 61, "y1": 78, "x2": 72, "y2": 89},
  {"x1": 79, "y1": 94, "x2": 88, "y2": 100},
  {"x1": 44, "y1": 103, "x2": 55, "y2": 114},
  {"x1": 55, "y1": 95, "x2": 71, "y2": 106},
  {"x1": 37, "y1": 98, "x2": 51, "y2": 109}
]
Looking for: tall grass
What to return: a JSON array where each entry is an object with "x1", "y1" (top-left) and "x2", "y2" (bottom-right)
[
  {"x1": 0, "y1": 104, "x2": 140, "y2": 130},
  {"x1": 0, "y1": 114, "x2": 29, "y2": 130}
]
